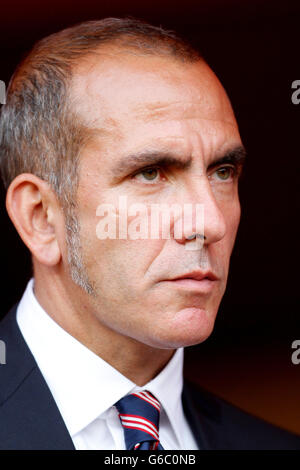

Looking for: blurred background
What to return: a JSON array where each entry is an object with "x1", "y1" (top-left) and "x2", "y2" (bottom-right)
[{"x1": 0, "y1": 0, "x2": 299, "y2": 435}]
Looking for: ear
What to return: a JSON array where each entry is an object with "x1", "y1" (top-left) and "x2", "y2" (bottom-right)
[{"x1": 6, "y1": 173, "x2": 62, "y2": 266}]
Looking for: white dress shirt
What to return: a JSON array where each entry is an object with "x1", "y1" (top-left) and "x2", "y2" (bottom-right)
[{"x1": 16, "y1": 279, "x2": 198, "y2": 450}]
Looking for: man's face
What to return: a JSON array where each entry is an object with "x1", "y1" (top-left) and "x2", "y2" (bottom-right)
[{"x1": 68, "y1": 53, "x2": 243, "y2": 349}]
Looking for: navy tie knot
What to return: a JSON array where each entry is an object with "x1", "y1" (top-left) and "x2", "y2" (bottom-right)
[{"x1": 115, "y1": 390, "x2": 164, "y2": 450}]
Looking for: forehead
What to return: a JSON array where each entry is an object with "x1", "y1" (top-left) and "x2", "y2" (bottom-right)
[{"x1": 71, "y1": 51, "x2": 240, "y2": 158}]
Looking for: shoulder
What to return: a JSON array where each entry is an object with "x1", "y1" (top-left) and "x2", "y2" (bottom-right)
[
  {"x1": 0, "y1": 305, "x2": 74, "y2": 449},
  {"x1": 182, "y1": 379, "x2": 300, "y2": 450},
  {"x1": 0, "y1": 305, "x2": 37, "y2": 405}
]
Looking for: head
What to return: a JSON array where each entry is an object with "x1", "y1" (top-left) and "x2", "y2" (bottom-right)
[{"x1": 0, "y1": 18, "x2": 245, "y2": 350}]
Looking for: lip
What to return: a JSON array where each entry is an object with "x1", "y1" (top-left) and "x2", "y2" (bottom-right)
[
  {"x1": 162, "y1": 271, "x2": 219, "y2": 293},
  {"x1": 171, "y1": 271, "x2": 218, "y2": 282}
]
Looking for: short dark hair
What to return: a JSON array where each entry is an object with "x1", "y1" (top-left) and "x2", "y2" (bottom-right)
[{"x1": 0, "y1": 17, "x2": 201, "y2": 208}]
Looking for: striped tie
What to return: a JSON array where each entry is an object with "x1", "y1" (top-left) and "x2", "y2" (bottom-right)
[{"x1": 114, "y1": 390, "x2": 164, "y2": 450}]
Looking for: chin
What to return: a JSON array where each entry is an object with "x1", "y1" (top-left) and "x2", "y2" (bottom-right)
[{"x1": 143, "y1": 306, "x2": 217, "y2": 350}]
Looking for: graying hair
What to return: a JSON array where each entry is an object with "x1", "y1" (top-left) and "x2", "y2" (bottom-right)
[{"x1": 0, "y1": 17, "x2": 201, "y2": 294}]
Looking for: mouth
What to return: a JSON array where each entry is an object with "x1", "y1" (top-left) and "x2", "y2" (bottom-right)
[{"x1": 162, "y1": 271, "x2": 219, "y2": 293}]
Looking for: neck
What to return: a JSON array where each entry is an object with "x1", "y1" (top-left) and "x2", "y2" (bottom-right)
[{"x1": 33, "y1": 271, "x2": 175, "y2": 386}]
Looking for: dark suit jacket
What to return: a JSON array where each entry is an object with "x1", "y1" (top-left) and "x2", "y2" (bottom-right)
[{"x1": 1, "y1": 305, "x2": 300, "y2": 450}]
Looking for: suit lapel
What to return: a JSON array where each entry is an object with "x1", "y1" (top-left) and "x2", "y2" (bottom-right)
[
  {"x1": 182, "y1": 376, "x2": 227, "y2": 450},
  {"x1": 0, "y1": 305, "x2": 75, "y2": 450},
  {"x1": 0, "y1": 304, "x2": 228, "y2": 450}
]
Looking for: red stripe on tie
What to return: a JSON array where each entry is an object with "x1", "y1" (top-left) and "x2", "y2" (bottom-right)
[
  {"x1": 141, "y1": 391, "x2": 161, "y2": 408},
  {"x1": 120, "y1": 417, "x2": 159, "y2": 440},
  {"x1": 122, "y1": 423, "x2": 158, "y2": 440},
  {"x1": 132, "y1": 392, "x2": 161, "y2": 411},
  {"x1": 150, "y1": 441, "x2": 159, "y2": 450},
  {"x1": 119, "y1": 414, "x2": 159, "y2": 435},
  {"x1": 138, "y1": 391, "x2": 160, "y2": 407}
]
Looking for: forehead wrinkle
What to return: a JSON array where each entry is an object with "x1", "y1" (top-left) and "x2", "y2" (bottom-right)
[
  {"x1": 133, "y1": 100, "x2": 237, "y2": 127},
  {"x1": 133, "y1": 100, "x2": 198, "y2": 121}
]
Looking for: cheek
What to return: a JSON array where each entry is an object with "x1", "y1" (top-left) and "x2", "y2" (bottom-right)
[
  {"x1": 222, "y1": 199, "x2": 241, "y2": 263},
  {"x1": 82, "y1": 230, "x2": 165, "y2": 288},
  {"x1": 228, "y1": 198, "x2": 241, "y2": 241},
  {"x1": 213, "y1": 198, "x2": 240, "y2": 265},
  {"x1": 221, "y1": 190, "x2": 240, "y2": 235}
]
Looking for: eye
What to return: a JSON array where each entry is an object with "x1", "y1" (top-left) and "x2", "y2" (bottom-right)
[
  {"x1": 141, "y1": 168, "x2": 159, "y2": 180},
  {"x1": 213, "y1": 165, "x2": 236, "y2": 181},
  {"x1": 133, "y1": 167, "x2": 163, "y2": 183}
]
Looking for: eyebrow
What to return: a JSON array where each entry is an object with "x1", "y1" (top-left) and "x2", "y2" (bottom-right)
[
  {"x1": 110, "y1": 145, "x2": 246, "y2": 179},
  {"x1": 207, "y1": 146, "x2": 247, "y2": 171}
]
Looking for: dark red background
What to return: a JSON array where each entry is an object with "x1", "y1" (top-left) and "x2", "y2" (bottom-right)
[{"x1": 1, "y1": 0, "x2": 299, "y2": 434}]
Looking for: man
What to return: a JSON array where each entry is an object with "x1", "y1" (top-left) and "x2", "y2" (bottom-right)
[{"x1": 0, "y1": 17, "x2": 299, "y2": 450}]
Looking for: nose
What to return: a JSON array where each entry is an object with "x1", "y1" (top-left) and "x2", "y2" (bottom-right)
[{"x1": 173, "y1": 178, "x2": 227, "y2": 247}]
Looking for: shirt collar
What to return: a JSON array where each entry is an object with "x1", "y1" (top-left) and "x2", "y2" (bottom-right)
[
  {"x1": 136, "y1": 347, "x2": 184, "y2": 447},
  {"x1": 16, "y1": 279, "x2": 184, "y2": 441}
]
